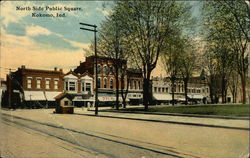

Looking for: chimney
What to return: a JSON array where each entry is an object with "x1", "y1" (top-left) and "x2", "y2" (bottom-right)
[{"x1": 54, "y1": 67, "x2": 57, "y2": 71}]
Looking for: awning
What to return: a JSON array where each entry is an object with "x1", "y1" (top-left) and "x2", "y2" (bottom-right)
[
  {"x1": 73, "y1": 96, "x2": 95, "y2": 102},
  {"x1": 24, "y1": 91, "x2": 45, "y2": 101},
  {"x1": 98, "y1": 96, "x2": 129, "y2": 102},
  {"x1": 153, "y1": 94, "x2": 172, "y2": 101},
  {"x1": 44, "y1": 91, "x2": 62, "y2": 101},
  {"x1": 188, "y1": 94, "x2": 204, "y2": 99},
  {"x1": 24, "y1": 91, "x2": 61, "y2": 101}
]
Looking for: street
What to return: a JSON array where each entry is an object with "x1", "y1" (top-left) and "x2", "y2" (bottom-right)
[{"x1": 0, "y1": 109, "x2": 249, "y2": 158}]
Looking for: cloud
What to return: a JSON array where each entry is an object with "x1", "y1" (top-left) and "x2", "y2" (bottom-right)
[
  {"x1": 0, "y1": 29, "x2": 90, "y2": 78},
  {"x1": 26, "y1": 25, "x2": 51, "y2": 36},
  {"x1": 95, "y1": 7, "x2": 111, "y2": 16},
  {"x1": 0, "y1": 1, "x2": 32, "y2": 26}
]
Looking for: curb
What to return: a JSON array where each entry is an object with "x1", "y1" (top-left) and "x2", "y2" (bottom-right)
[
  {"x1": 95, "y1": 110, "x2": 250, "y2": 120},
  {"x1": 74, "y1": 113, "x2": 250, "y2": 131}
]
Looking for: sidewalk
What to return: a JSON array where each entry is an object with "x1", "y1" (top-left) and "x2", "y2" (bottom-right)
[{"x1": 75, "y1": 107, "x2": 250, "y2": 130}]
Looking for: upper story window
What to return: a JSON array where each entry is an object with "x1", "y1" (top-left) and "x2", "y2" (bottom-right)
[
  {"x1": 69, "y1": 82, "x2": 76, "y2": 91},
  {"x1": 54, "y1": 80, "x2": 59, "y2": 90},
  {"x1": 97, "y1": 64, "x2": 101, "y2": 74},
  {"x1": 158, "y1": 87, "x2": 161, "y2": 93},
  {"x1": 162, "y1": 87, "x2": 165, "y2": 93},
  {"x1": 109, "y1": 66, "x2": 113, "y2": 75},
  {"x1": 45, "y1": 79, "x2": 51, "y2": 89},
  {"x1": 64, "y1": 74, "x2": 78, "y2": 92},
  {"x1": 166, "y1": 87, "x2": 169, "y2": 93},
  {"x1": 103, "y1": 65, "x2": 108, "y2": 76},
  {"x1": 27, "y1": 77, "x2": 32, "y2": 89},
  {"x1": 64, "y1": 81, "x2": 77, "y2": 92},
  {"x1": 154, "y1": 87, "x2": 157, "y2": 92},
  {"x1": 36, "y1": 78, "x2": 41, "y2": 89},
  {"x1": 86, "y1": 83, "x2": 91, "y2": 91},
  {"x1": 110, "y1": 78, "x2": 113, "y2": 89},
  {"x1": 81, "y1": 76, "x2": 92, "y2": 93},
  {"x1": 134, "y1": 81, "x2": 137, "y2": 89}
]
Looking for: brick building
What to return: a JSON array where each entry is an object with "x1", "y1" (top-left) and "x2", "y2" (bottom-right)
[
  {"x1": 74, "y1": 56, "x2": 143, "y2": 105},
  {"x1": 4, "y1": 66, "x2": 64, "y2": 108}
]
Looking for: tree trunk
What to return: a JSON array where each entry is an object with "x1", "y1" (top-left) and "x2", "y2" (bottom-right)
[
  {"x1": 143, "y1": 78, "x2": 149, "y2": 111},
  {"x1": 209, "y1": 75, "x2": 215, "y2": 104},
  {"x1": 240, "y1": 73, "x2": 246, "y2": 104},
  {"x1": 115, "y1": 66, "x2": 119, "y2": 110},
  {"x1": 221, "y1": 75, "x2": 227, "y2": 103},
  {"x1": 171, "y1": 77, "x2": 175, "y2": 106},
  {"x1": 183, "y1": 78, "x2": 188, "y2": 105}
]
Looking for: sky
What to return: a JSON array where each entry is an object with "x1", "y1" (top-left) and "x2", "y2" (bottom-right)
[{"x1": 0, "y1": 1, "x2": 201, "y2": 79}]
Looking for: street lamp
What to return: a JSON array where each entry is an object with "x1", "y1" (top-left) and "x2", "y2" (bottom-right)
[{"x1": 79, "y1": 22, "x2": 98, "y2": 115}]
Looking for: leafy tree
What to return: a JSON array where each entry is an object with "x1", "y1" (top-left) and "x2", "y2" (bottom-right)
[
  {"x1": 179, "y1": 38, "x2": 199, "y2": 105},
  {"x1": 109, "y1": 0, "x2": 193, "y2": 110},
  {"x1": 97, "y1": 13, "x2": 131, "y2": 110},
  {"x1": 202, "y1": 0, "x2": 249, "y2": 103}
]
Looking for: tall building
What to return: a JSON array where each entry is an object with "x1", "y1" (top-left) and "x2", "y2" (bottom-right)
[{"x1": 74, "y1": 56, "x2": 143, "y2": 105}]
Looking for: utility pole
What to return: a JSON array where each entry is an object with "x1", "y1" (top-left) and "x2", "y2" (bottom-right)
[{"x1": 79, "y1": 22, "x2": 98, "y2": 115}]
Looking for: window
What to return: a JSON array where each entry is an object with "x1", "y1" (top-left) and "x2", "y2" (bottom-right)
[
  {"x1": 45, "y1": 79, "x2": 50, "y2": 89},
  {"x1": 162, "y1": 87, "x2": 165, "y2": 93},
  {"x1": 97, "y1": 78, "x2": 101, "y2": 88},
  {"x1": 138, "y1": 81, "x2": 141, "y2": 89},
  {"x1": 69, "y1": 82, "x2": 76, "y2": 91},
  {"x1": 103, "y1": 65, "x2": 108, "y2": 75},
  {"x1": 86, "y1": 83, "x2": 91, "y2": 92},
  {"x1": 36, "y1": 79, "x2": 41, "y2": 89},
  {"x1": 110, "y1": 66, "x2": 113, "y2": 75},
  {"x1": 27, "y1": 78, "x2": 32, "y2": 88},
  {"x1": 54, "y1": 80, "x2": 58, "y2": 89},
  {"x1": 104, "y1": 78, "x2": 107, "y2": 88},
  {"x1": 82, "y1": 82, "x2": 85, "y2": 91},
  {"x1": 158, "y1": 87, "x2": 161, "y2": 92},
  {"x1": 110, "y1": 78, "x2": 113, "y2": 89},
  {"x1": 64, "y1": 101, "x2": 68, "y2": 106},
  {"x1": 134, "y1": 81, "x2": 137, "y2": 89},
  {"x1": 166, "y1": 88, "x2": 168, "y2": 93},
  {"x1": 130, "y1": 80, "x2": 133, "y2": 89},
  {"x1": 65, "y1": 82, "x2": 68, "y2": 91},
  {"x1": 154, "y1": 87, "x2": 157, "y2": 92},
  {"x1": 97, "y1": 64, "x2": 101, "y2": 74}
]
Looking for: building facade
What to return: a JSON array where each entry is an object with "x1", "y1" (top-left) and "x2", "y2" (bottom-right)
[
  {"x1": 74, "y1": 56, "x2": 143, "y2": 105},
  {"x1": 4, "y1": 66, "x2": 64, "y2": 108},
  {"x1": 152, "y1": 76, "x2": 210, "y2": 104}
]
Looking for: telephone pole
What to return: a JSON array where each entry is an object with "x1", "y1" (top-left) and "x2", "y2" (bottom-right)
[{"x1": 79, "y1": 22, "x2": 98, "y2": 115}]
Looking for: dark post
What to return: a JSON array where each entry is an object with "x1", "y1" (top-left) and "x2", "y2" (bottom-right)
[
  {"x1": 79, "y1": 22, "x2": 98, "y2": 115},
  {"x1": 94, "y1": 26, "x2": 98, "y2": 115}
]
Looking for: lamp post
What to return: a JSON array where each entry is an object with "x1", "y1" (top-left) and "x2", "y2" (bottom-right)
[{"x1": 79, "y1": 22, "x2": 98, "y2": 115}]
